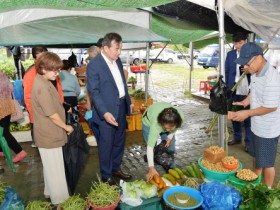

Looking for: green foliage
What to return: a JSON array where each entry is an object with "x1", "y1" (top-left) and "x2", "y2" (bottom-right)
[
  {"x1": 128, "y1": 76, "x2": 137, "y2": 83},
  {"x1": 0, "y1": 48, "x2": 34, "y2": 79},
  {"x1": 0, "y1": 49, "x2": 16, "y2": 79},
  {"x1": 184, "y1": 89, "x2": 193, "y2": 98},
  {"x1": 0, "y1": 182, "x2": 5, "y2": 204},
  {"x1": 60, "y1": 194, "x2": 87, "y2": 210},
  {"x1": 25, "y1": 200, "x2": 52, "y2": 210},
  {"x1": 239, "y1": 184, "x2": 280, "y2": 210},
  {"x1": 130, "y1": 88, "x2": 150, "y2": 100}
]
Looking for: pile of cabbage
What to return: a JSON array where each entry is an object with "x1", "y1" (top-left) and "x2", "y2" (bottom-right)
[{"x1": 120, "y1": 180, "x2": 157, "y2": 206}]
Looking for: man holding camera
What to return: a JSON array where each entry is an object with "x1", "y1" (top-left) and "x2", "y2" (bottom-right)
[{"x1": 225, "y1": 32, "x2": 251, "y2": 152}]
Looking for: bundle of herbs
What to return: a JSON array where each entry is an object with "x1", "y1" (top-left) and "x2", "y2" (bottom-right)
[
  {"x1": 0, "y1": 182, "x2": 5, "y2": 205},
  {"x1": 239, "y1": 183, "x2": 280, "y2": 210},
  {"x1": 87, "y1": 177, "x2": 120, "y2": 208},
  {"x1": 59, "y1": 194, "x2": 86, "y2": 210},
  {"x1": 25, "y1": 200, "x2": 52, "y2": 210}
]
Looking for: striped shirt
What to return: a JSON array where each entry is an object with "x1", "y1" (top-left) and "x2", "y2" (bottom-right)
[{"x1": 250, "y1": 62, "x2": 280, "y2": 138}]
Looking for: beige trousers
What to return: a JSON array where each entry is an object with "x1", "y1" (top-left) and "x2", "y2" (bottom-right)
[{"x1": 39, "y1": 147, "x2": 69, "y2": 205}]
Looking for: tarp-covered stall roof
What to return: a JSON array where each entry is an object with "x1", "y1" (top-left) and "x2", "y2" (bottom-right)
[
  {"x1": 0, "y1": 0, "x2": 176, "y2": 11},
  {"x1": 225, "y1": 0, "x2": 280, "y2": 43},
  {"x1": 0, "y1": 15, "x2": 169, "y2": 47}
]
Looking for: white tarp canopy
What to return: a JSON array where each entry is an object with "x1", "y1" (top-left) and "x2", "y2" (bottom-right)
[
  {"x1": 187, "y1": 0, "x2": 280, "y2": 45},
  {"x1": 0, "y1": 8, "x2": 169, "y2": 47}
]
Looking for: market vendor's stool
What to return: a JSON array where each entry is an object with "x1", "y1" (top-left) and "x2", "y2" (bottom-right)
[{"x1": 199, "y1": 80, "x2": 209, "y2": 94}]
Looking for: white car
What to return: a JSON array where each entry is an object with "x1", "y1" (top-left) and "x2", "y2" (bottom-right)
[
  {"x1": 119, "y1": 50, "x2": 133, "y2": 64},
  {"x1": 149, "y1": 48, "x2": 177, "y2": 63}
]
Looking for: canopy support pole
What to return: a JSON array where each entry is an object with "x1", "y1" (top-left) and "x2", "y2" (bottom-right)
[
  {"x1": 189, "y1": 41, "x2": 194, "y2": 92},
  {"x1": 218, "y1": 0, "x2": 226, "y2": 148},
  {"x1": 145, "y1": 43, "x2": 150, "y2": 102}
]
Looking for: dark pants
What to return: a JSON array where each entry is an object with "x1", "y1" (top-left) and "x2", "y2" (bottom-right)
[
  {"x1": 231, "y1": 94, "x2": 251, "y2": 144},
  {"x1": 87, "y1": 118, "x2": 100, "y2": 142},
  {"x1": 30, "y1": 123, "x2": 34, "y2": 143},
  {"x1": 97, "y1": 99, "x2": 126, "y2": 179},
  {"x1": 0, "y1": 115, "x2": 23, "y2": 154}
]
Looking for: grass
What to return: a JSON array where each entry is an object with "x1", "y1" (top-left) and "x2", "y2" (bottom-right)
[{"x1": 148, "y1": 63, "x2": 217, "y2": 91}]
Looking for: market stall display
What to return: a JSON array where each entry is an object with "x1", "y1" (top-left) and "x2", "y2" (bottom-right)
[
  {"x1": 198, "y1": 157, "x2": 242, "y2": 182},
  {"x1": 87, "y1": 178, "x2": 120, "y2": 210},
  {"x1": 163, "y1": 186, "x2": 203, "y2": 209}
]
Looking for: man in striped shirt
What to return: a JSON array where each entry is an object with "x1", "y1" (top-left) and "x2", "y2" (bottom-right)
[{"x1": 232, "y1": 42, "x2": 280, "y2": 188}]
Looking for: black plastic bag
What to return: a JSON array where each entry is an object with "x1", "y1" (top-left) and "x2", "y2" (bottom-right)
[
  {"x1": 209, "y1": 76, "x2": 232, "y2": 115},
  {"x1": 154, "y1": 140, "x2": 174, "y2": 171},
  {"x1": 63, "y1": 123, "x2": 90, "y2": 194}
]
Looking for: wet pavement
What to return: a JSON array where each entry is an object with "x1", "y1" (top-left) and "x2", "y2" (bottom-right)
[{"x1": 1, "y1": 67, "x2": 280, "y2": 205}]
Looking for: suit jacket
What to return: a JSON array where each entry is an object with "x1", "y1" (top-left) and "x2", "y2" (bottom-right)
[
  {"x1": 86, "y1": 53, "x2": 131, "y2": 128},
  {"x1": 225, "y1": 49, "x2": 250, "y2": 91}
]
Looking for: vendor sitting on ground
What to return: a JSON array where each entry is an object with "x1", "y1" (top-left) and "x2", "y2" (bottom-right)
[{"x1": 142, "y1": 102, "x2": 184, "y2": 181}]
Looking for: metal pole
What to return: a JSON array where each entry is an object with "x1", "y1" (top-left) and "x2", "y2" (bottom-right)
[
  {"x1": 189, "y1": 42, "x2": 193, "y2": 92},
  {"x1": 218, "y1": 0, "x2": 225, "y2": 147},
  {"x1": 144, "y1": 43, "x2": 150, "y2": 102}
]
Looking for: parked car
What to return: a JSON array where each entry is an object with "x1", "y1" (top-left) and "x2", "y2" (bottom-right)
[
  {"x1": 149, "y1": 48, "x2": 177, "y2": 63},
  {"x1": 177, "y1": 49, "x2": 200, "y2": 59},
  {"x1": 119, "y1": 50, "x2": 133, "y2": 64},
  {"x1": 131, "y1": 48, "x2": 177, "y2": 65},
  {"x1": 131, "y1": 50, "x2": 147, "y2": 65},
  {"x1": 197, "y1": 44, "x2": 219, "y2": 69}
]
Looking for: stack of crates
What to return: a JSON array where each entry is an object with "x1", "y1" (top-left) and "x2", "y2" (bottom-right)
[{"x1": 126, "y1": 113, "x2": 143, "y2": 132}]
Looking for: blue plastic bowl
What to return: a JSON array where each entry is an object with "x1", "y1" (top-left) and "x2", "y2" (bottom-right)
[
  {"x1": 198, "y1": 157, "x2": 242, "y2": 182},
  {"x1": 163, "y1": 186, "x2": 203, "y2": 210}
]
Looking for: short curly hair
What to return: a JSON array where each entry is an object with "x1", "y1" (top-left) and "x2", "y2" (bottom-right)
[
  {"x1": 35, "y1": 52, "x2": 63, "y2": 75},
  {"x1": 157, "y1": 107, "x2": 183, "y2": 128}
]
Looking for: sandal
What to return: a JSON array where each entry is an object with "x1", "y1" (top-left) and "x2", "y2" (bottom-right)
[{"x1": 13, "y1": 151, "x2": 27, "y2": 163}]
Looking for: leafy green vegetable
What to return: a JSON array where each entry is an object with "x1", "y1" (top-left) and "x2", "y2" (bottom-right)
[
  {"x1": 87, "y1": 177, "x2": 120, "y2": 208},
  {"x1": 25, "y1": 200, "x2": 52, "y2": 210},
  {"x1": 0, "y1": 182, "x2": 5, "y2": 204},
  {"x1": 239, "y1": 184, "x2": 280, "y2": 210},
  {"x1": 59, "y1": 194, "x2": 86, "y2": 210}
]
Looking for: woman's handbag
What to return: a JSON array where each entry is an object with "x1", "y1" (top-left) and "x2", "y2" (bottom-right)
[{"x1": 10, "y1": 94, "x2": 24, "y2": 123}]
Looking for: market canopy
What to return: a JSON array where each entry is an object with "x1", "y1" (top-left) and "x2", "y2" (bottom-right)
[{"x1": 0, "y1": 15, "x2": 169, "y2": 47}]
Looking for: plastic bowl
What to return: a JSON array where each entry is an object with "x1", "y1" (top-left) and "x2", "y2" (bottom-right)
[
  {"x1": 88, "y1": 194, "x2": 120, "y2": 210},
  {"x1": 163, "y1": 186, "x2": 203, "y2": 210},
  {"x1": 222, "y1": 162, "x2": 239, "y2": 170},
  {"x1": 198, "y1": 157, "x2": 242, "y2": 182}
]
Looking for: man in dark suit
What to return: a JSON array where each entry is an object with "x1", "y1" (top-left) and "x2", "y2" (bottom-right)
[
  {"x1": 86, "y1": 33, "x2": 132, "y2": 185},
  {"x1": 225, "y1": 32, "x2": 251, "y2": 152}
]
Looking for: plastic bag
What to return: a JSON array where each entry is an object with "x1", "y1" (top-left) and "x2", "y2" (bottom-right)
[
  {"x1": 154, "y1": 140, "x2": 174, "y2": 171},
  {"x1": 209, "y1": 76, "x2": 232, "y2": 115},
  {"x1": 0, "y1": 186, "x2": 24, "y2": 210},
  {"x1": 199, "y1": 181, "x2": 242, "y2": 210}
]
